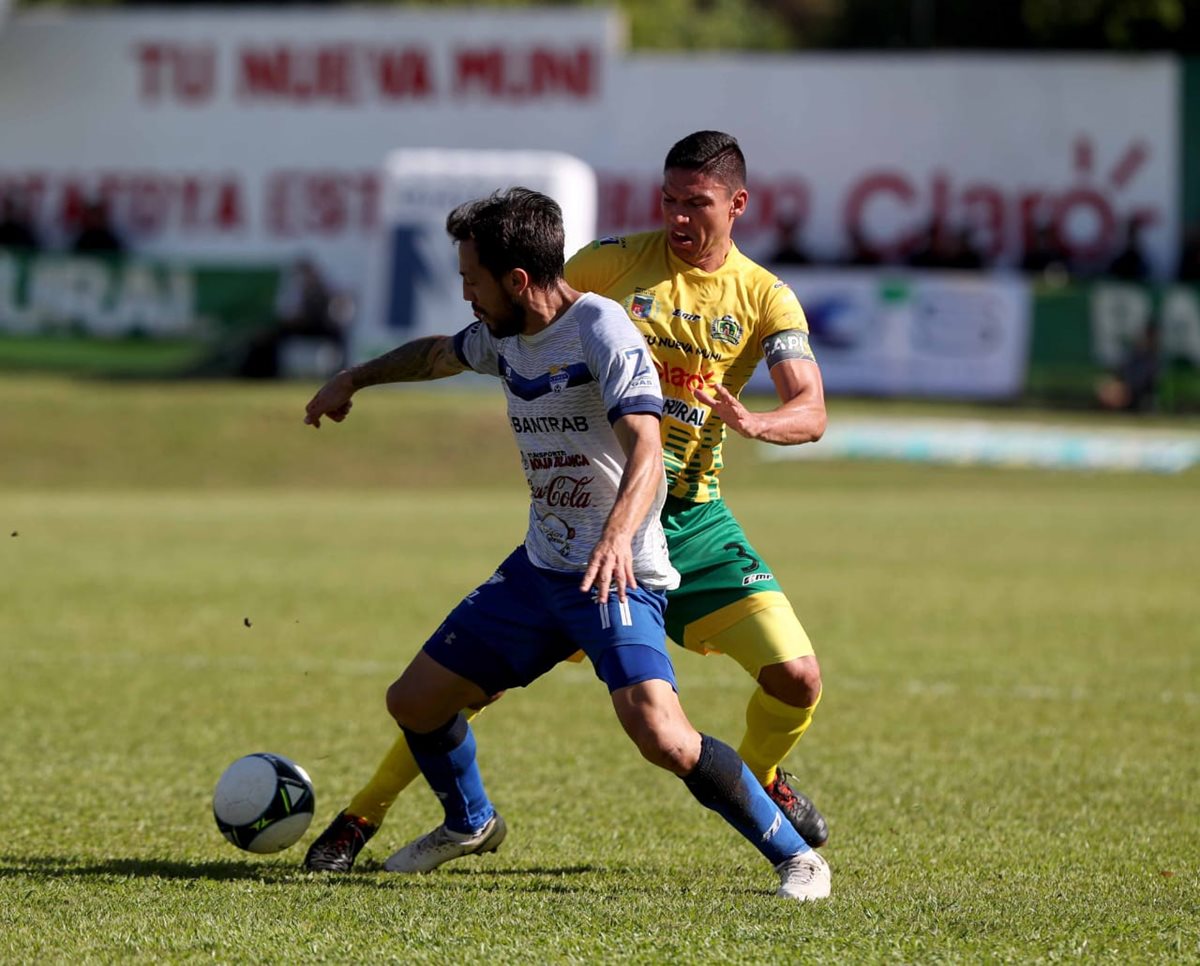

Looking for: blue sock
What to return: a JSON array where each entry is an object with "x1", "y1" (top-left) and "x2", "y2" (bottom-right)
[
  {"x1": 402, "y1": 714, "x2": 494, "y2": 835},
  {"x1": 681, "y1": 733, "x2": 808, "y2": 866}
]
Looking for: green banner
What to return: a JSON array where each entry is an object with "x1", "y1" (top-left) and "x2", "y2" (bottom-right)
[
  {"x1": 1182, "y1": 57, "x2": 1200, "y2": 232},
  {"x1": 0, "y1": 251, "x2": 280, "y2": 376},
  {"x1": 1029, "y1": 281, "x2": 1200, "y2": 411}
]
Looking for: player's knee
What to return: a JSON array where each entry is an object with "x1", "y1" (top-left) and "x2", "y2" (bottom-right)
[
  {"x1": 385, "y1": 677, "x2": 437, "y2": 732},
  {"x1": 759, "y1": 654, "x2": 822, "y2": 708},
  {"x1": 630, "y1": 727, "x2": 699, "y2": 774},
  {"x1": 796, "y1": 655, "x2": 822, "y2": 699},
  {"x1": 384, "y1": 678, "x2": 408, "y2": 726},
  {"x1": 611, "y1": 680, "x2": 702, "y2": 774},
  {"x1": 618, "y1": 711, "x2": 700, "y2": 774}
]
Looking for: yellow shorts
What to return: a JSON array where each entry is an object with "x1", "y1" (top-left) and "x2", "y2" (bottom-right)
[{"x1": 682, "y1": 595, "x2": 815, "y2": 679}]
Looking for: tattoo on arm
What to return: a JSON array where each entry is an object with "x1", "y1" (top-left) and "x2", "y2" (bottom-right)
[{"x1": 350, "y1": 336, "x2": 463, "y2": 388}]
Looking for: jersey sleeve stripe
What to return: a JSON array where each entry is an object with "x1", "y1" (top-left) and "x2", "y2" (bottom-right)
[
  {"x1": 452, "y1": 326, "x2": 474, "y2": 369},
  {"x1": 607, "y1": 395, "x2": 664, "y2": 425}
]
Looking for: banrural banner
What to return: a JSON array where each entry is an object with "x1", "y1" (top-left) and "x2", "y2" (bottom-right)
[
  {"x1": 0, "y1": 251, "x2": 279, "y2": 375},
  {"x1": 1028, "y1": 280, "x2": 1200, "y2": 410}
]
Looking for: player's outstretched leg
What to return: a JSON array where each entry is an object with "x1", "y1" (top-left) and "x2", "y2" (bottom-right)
[
  {"x1": 610, "y1": 678, "x2": 830, "y2": 901},
  {"x1": 304, "y1": 706, "x2": 491, "y2": 872},
  {"x1": 710, "y1": 612, "x2": 830, "y2": 847},
  {"x1": 682, "y1": 733, "x2": 830, "y2": 901},
  {"x1": 740, "y1": 670, "x2": 828, "y2": 848},
  {"x1": 382, "y1": 713, "x2": 506, "y2": 874}
]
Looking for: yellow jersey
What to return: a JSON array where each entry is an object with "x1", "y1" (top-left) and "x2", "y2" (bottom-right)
[{"x1": 565, "y1": 229, "x2": 810, "y2": 503}]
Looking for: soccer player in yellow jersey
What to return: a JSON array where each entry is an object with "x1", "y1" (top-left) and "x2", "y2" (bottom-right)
[{"x1": 304, "y1": 131, "x2": 830, "y2": 874}]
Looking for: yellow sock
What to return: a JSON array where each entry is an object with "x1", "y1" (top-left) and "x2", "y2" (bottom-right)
[
  {"x1": 346, "y1": 735, "x2": 421, "y2": 827},
  {"x1": 347, "y1": 707, "x2": 483, "y2": 828},
  {"x1": 736, "y1": 686, "x2": 821, "y2": 787}
]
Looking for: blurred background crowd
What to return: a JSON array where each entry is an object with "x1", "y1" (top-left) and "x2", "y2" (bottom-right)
[{"x1": 3, "y1": 0, "x2": 1200, "y2": 415}]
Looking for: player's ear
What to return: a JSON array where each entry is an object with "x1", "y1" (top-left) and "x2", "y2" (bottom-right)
[
  {"x1": 505, "y1": 267, "x2": 531, "y2": 297},
  {"x1": 730, "y1": 188, "x2": 749, "y2": 220}
]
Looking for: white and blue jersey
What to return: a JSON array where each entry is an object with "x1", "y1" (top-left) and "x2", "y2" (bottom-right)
[{"x1": 453, "y1": 292, "x2": 680, "y2": 592}]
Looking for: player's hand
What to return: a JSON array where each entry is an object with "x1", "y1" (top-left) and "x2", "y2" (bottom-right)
[
  {"x1": 304, "y1": 371, "x2": 356, "y2": 428},
  {"x1": 693, "y1": 383, "x2": 762, "y2": 439},
  {"x1": 580, "y1": 533, "x2": 637, "y2": 604}
]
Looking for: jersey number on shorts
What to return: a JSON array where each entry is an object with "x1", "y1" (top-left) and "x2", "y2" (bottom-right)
[{"x1": 723, "y1": 541, "x2": 761, "y2": 575}]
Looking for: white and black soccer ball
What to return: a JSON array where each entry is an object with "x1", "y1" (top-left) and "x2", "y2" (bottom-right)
[{"x1": 212, "y1": 753, "x2": 315, "y2": 853}]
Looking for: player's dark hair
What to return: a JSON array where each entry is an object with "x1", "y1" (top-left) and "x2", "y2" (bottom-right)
[
  {"x1": 445, "y1": 187, "x2": 565, "y2": 288},
  {"x1": 664, "y1": 131, "x2": 747, "y2": 192}
]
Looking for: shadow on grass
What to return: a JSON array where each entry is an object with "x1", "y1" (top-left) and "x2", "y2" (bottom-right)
[
  {"x1": 0, "y1": 853, "x2": 611, "y2": 890},
  {"x1": 0, "y1": 854, "x2": 771, "y2": 899},
  {"x1": 0, "y1": 854, "x2": 294, "y2": 882}
]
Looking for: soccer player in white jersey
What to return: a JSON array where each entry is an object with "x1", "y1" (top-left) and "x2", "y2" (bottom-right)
[{"x1": 302, "y1": 188, "x2": 829, "y2": 899}]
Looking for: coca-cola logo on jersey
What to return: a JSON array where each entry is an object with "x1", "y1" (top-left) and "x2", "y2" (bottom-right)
[{"x1": 530, "y1": 474, "x2": 594, "y2": 508}]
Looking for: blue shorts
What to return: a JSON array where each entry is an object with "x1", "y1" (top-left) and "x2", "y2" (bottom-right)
[{"x1": 423, "y1": 546, "x2": 676, "y2": 696}]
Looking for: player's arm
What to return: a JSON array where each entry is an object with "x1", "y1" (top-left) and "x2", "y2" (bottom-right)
[
  {"x1": 580, "y1": 412, "x2": 663, "y2": 604},
  {"x1": 694, "y1": 332, "x2": 827, "y2": 445},
  {"x1": 303, "y1": 336, "x2": 466, "y2": 428}
]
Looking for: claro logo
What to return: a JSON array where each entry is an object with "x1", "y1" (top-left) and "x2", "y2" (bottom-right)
[
  {"x1": 653, "y1": 360, "x2": 716, "y2": 392},
  {"x1": 597, "y1": 135, "x2": 1161, "y2": 267},
  {"x1": 844, "y1": 136, "x2": 1157, "y2": 263}
]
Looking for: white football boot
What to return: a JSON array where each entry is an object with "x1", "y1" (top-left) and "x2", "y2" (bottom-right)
[
  {"x1": 384, "y1": 813, "x2": 507, "y2": 873},
  {"x1": 775, "y1": 848, "x2": 832, "y2": 901}
]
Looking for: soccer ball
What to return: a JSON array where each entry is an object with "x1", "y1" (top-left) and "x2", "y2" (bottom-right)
[{"x1": 212, "y1": 753, "x2": 315, "y2": 853}]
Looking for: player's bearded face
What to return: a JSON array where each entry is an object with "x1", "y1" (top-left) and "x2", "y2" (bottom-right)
[
  {"x1": 458, "y1": 240, "x2": 526, "y2": 337},
  {"x1": 661, "y1": 168, "x2": 746, "y2": 269},
  {"x1": 476, "y1": 295, "x2": 524, "y2": 338}
]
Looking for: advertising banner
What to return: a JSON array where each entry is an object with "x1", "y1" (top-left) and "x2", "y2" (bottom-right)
[
  {"x1": 1029, "y1": 280, "x2": 1200, "y2": 410},
  {"x1": 0, "y1": 251, "x2": 279, "y2": 375},
  {"x1": 0, "y1": 9, "x2": 617, "y2": 296},
  {"x1": 0, "y1": 8, "x2": 1180, "y2": 342},
  {"x1": 747, "y1": 269, "x2": 1031, "y2": 400},
  {"x1": 605, "y1": 56, "x2": 1179, "y2": 277}
]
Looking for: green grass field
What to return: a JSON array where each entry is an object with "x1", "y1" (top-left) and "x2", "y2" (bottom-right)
[{"x1": 1, "y1": 376, "x2": 1197, "y2": 963}]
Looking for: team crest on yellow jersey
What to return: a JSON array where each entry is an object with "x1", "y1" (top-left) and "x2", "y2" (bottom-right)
[
  {"x1": 630, "y1": 292, "x2": 656, "y2": 320},
  {"x1": 710, "y1": 314, "x2": 743, "y2": 346}
]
